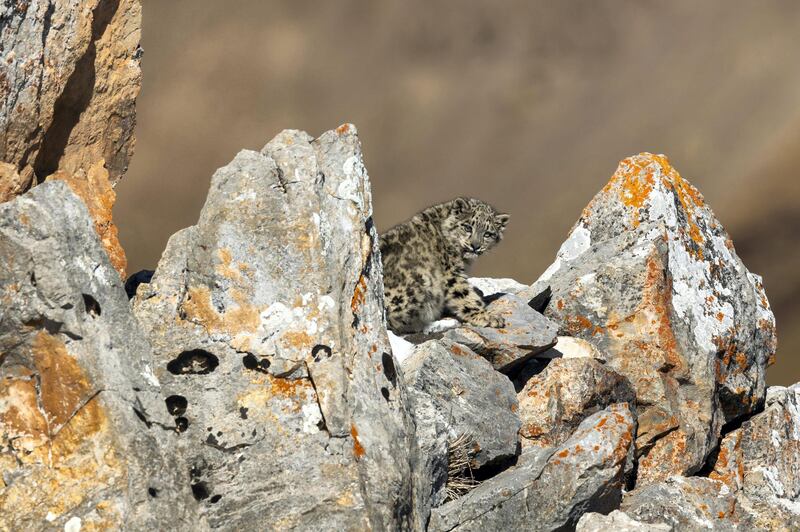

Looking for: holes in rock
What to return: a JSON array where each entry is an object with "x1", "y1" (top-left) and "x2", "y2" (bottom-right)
[
  {"x1": 30, "y1": 272, "x2": 37, "y2": 287},
  {"x1": 175, "y1": 417, "x2": 189, "y2": 433},
  {"x1": 311, "y1": 344, "x2": 332, "y2": 362},
  {"x1": 381, "y1": 387, "x2": 390, "y2": 401},
  {"x1": 148, "y1": 487, "x2": 158, "y2": 498},
  {"x1": 239, "y1": 407, "x2": 248, "y2": 420},
  {"x1": 167, "y1": 349, "x2": 219, "y2": 375},
  {"x1": 210, "y1": 494, "x2": 222, "y2": 504},
  {"x1": 82, "y1": 293, "x2": 101, "y2": 317},
  {"x1": 242, "y1": 353, "x2": 270, "y2": 373},
  {"x1": 382, "y1": 352, "x2": 397, "y2": 387},
  {"x1": 191, "y1": 482, "x2": 210, "y2": 501},
  {"x1": 165, "y1": 395, "x2": 188, "y2": 416},
  {"x1": 132, "y1": 407, "x2": 150, "y2": 427}
]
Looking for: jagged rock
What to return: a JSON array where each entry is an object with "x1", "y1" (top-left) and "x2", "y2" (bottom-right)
[
  {"x1": 467, "y1": 277, "x2": 527, "y2": 298},
  {"x1": 1, "y1": 0, "x2": 143, "y2": 274},
  {"x1": 541, "y1": 335, "x2": 607, "y2": 361},
  {"x1": 535, "y1": 153, "x2": 776, "y2": 484},
  {"x1": 709, "y1": 385, "x2": 800, "y2": 529},
  {"x1": 403, "y1": 339, "x2": 520, "y2": 474},
  {"x1": 132, "y1": 125, "x2": 421, "y2": 529},
  {"x1": 430, "y1": 403, "x2": 636, "y2": 532},
  {"x1": 621, "y1": 477, "x2": 744, "y2": 530},
  {"x1": 407, "y1": 294, "x2": 558, "y2": 374},
  {"x1": 518, "y1": 357, "x2": 635, "y2": 449},
  {"x1": 577, "y1": 510, "x2": 672, "y2": 531},
  {"x1": 0, "y1": 182, "x2": 200, "y2": 530}
]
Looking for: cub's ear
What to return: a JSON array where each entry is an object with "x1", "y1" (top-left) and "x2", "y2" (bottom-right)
[
  {"x1": 452, "y1": 197, "x2": 469, "y2": 214},
  {"x1": 496, "y1": 213, "x2": 510, "y2": 229}
]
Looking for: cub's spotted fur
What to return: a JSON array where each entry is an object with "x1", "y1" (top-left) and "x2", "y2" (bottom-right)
[{"x1": 379, "y1": 197, "x2": 509, "y2": 334}]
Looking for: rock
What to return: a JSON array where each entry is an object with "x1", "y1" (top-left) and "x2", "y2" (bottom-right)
[
  {"x1": 542, "y1": 335, "x2": 607, "y2": 362},
  {"x1": 577, "y1": 510, "x2": 672, "y2": 531},
  {"x1": 467, "y1": 277, "x2": 527, "y2": 298},
  {"x1": 0, "y1": 182, "x2": 200, "y2": 530},
  {"x1": 621, "y1": 477, "x2": 744, "y2": 530},
  {"x1": 408, "y1": 294, "x2": 558, "y2": 374},
  {"x1": 403, "y1": 340, "x2": 520, "y2": 473},
  {"x1": 1, "y1": 0, "x2": 143, "y2": 275},
  {"x1": 709, "y1": 385, "x2": 800, "y2": 529},
  {"x1": 124, "y1": 269, "x2": 155, "y2": 299},
  {"x1": 430, "y1": 403, "x2": 636, "y2": 532},
  {"x1": 132, "y1": 125, "x2": 421, "y2": 529},
  {"x1": 518, "y1": 357, "x2": 635, "y2": 449},
  {"x1": 388, "y1": 329, "x2": 416, "y2": 364},
  {"x1": 536, "y1": 153, "x2": 776, "y2": 483}
]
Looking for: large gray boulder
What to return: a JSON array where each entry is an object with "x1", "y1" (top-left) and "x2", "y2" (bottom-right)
[
  {"x1": 0, "y1": 182, "x2": 201, "y2": 530},
  {"x1": 430, "y1": 403, "x2": 636, "y2": 531},
  {"x1": 518, "y1": 356, "x2": 635, "y2": 449},
  {"x1": 533, "y1": 153, "x2": 776, "y2": 484},
  {"x1": 132, "y1": 125, "x2": 421, "y2": 529}
]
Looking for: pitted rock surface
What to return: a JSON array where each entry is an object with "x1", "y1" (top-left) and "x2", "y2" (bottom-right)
[
  {"x1": 0, "y1": 182, "x2": 200, "y2": 531},
  {"x1": 132, "y1": 125, "x2": 420, "y2": 529},
  {"x1": 536, "y1": 153, "x2": 776, "y2": 483},
  {"x1": 518, "y1": 356, "x2": 635, "y2": 449},
  {"x1": 430, "y1": 403, "x2": 636, "y2": 532}
]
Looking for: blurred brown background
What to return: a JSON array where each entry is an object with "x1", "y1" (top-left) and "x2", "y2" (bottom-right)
[{"x1": 116, "y1": 1, "x2": 800, "y2": 385}]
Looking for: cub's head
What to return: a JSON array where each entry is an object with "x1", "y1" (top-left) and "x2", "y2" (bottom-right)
[{"x1": 443, "y1": 197, "x2": 510, "y2": 260}]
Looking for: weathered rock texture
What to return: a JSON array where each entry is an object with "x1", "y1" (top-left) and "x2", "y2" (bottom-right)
[
  {"x1": 407, "y1": 294, "x2": 558, "y2": 374},
  {"x1": 132, "y1": 125, "x2": 420, "y2": 529},
  {"x1": 403, "y1": 339, "x2": 520, "y2": 471},
  {"x1": 577, "y1": 510, "x2": 671, "y2": 531},
  {"x1": 537, "y1": 153, "x2": 776, "y2": 483},
  {"x1": 430, "y1": 403, "x2": 636, "y2": 531},
  {"x1": 0, "y1": 182, "x2": 200, "y2": 530},
  {"x1": 517, "y1": 356, "x2": 635, "y2": 449},
  {"x1": 1, "y1": 0, "x2": 143, "y2": 275}
]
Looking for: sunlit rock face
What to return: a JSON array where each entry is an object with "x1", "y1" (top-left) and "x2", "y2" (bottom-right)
[
  {"x1": 132, "y1": 125, "x2": 422, "y2": 530},
  {"x1": 1, "y1": 0, "x2": 144, "y2": 275},
  {"x1": 535, "y1": 153, "x2": 776, "y2": 484},
  {"x1": 0, "y1": 182, "x2": 201, "y2": 531}
]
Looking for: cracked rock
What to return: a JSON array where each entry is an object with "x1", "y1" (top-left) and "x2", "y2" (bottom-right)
[
  {"x1": 0, "y1": 182, "x2": 200, "y2": 530},
  {"x1": 132, "y1": 125, "x2": 421, "y2": 529},
  {"x1": 534, "y1": 153, "x2": 776, "y2": 484},
  {"x1": 517, "y1": 356, "x2": 635, "y2": 449},
  {"x1": 430, "y1": 403, "x2": 636, "y2": 532}
]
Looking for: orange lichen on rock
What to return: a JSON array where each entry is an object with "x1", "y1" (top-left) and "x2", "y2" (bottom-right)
[
  {"x1": 181, "y1": 285, "x2": 261, "y2": 334},
  {"x1": 350, "y1": 424, "x2": 365, "y2": 459},
  {"x1": 351, "y1": 275, "x2": 367, "y2": 312},
  {"x1": 47, "y1": 162, "x2": 127, "y2": 277}
]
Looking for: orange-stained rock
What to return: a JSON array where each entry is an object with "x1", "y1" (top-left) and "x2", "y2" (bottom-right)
[
  {"x1": 1, "y1": 0, "x2": 142, "y2": 276},
  {"x1": 532, "y1": 153, "x2": 776, "y2": 484}
]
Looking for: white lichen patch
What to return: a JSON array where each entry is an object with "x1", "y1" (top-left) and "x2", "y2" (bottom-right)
[
  {"x1": 301, "y1": 402, "x2": 323, "y2": 434},
  {"x1": 64, "y1": 516, "x2": 81, "y2": 532}
]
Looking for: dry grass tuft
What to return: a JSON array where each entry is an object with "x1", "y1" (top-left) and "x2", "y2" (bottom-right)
[{"x1": 445, "y1": 432, "x2": 481, "y2": 501}]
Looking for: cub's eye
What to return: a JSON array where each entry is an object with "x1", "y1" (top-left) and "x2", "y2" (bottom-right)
[
  {"x1": 461, "y1": 223, "x2": 472, "y2": 232},
  {"x1": 484, "y1": 231, "x2": 495, "y2": 238}
]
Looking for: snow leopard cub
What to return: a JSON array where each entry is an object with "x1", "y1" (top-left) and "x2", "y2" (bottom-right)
[{"x1": 379, "y1": 197, "x2": 510, "y2": 334}]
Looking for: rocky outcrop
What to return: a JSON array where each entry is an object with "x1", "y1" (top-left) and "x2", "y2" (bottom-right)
[
  {"x1": 534, "y1": 153, "x2": 776, "y2": 484},
  {"x1": 517, "y1": 356, "x2": 635, "y2": 449},
  {"x1": 1, "y1": 0, "x2": 143, "y2": 275},
  {"x1": 0, "y1": 182, "x2": 200, "y2": 530},
  {"x1": 430, "y1": 403, "x2": 636, "y2": 531},
  {"x1": 131, "y1": 125, "x2": 421, "y2": 529}
]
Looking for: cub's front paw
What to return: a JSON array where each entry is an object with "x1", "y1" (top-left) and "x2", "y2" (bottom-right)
[{"x1": 465, "y1": 312, "x2": 506, "y2": 329}]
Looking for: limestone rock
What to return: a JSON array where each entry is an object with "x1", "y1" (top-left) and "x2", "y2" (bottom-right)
[
  {"x1": 621, "y1": 477, "x2": 744, "y2": 530},
  {"x1": 518, "y1": 357, "x2": 635, "y2": 449},
  {"x1": 408, "y1": 294, "x2": 558, "y2": 374},
  {"x1": 537, "y1": 153, "x2": 776, "y2": 483},
  {"x1": 577, "y1": 510, "x2": 672, "y2": 531},
  {"x1": 430, "y1": 403, "x2": 636, "y2": 532},
  {"x1": 1, "y1": 0, "x2": 143, "y2": 275},
  {"x1": 467, "y1": 277, "x2": 527, "y2": 298},
  {"x1": 403, "y1": 340, "x2": 520, "y2": 473},
  {"x1": 132, "y1": 125, "x2": 421, "y2": 529},
  {"x1": 709, "y1": 385, "x2": 800, "y2": 529},
  {"x1": 0, "y1": 182, "x2": 200, "y2": 530}
]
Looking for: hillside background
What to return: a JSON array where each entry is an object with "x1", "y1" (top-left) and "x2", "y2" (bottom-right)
[{"x1": 116, "y1": 0, "x2": 800, "y2": 385}]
